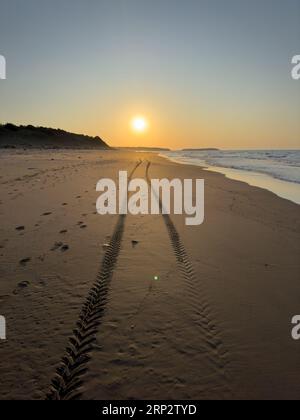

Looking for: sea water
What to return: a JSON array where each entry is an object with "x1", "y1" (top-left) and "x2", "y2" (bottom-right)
[{"x1": 161, "y1": 150, "x2": 300, "y2": 205}]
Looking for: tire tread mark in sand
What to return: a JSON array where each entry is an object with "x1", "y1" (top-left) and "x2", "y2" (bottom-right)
[
  {"x1": 46, "y1": 160, "x2": 143, "y2": 400},
  {"x1": 145, "y1": 161, "x2": 232, "y2": 397}
]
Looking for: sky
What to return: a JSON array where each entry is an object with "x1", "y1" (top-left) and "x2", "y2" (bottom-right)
[{"x1": 0, "y1": 0, "x2": 299, "y2": 149}]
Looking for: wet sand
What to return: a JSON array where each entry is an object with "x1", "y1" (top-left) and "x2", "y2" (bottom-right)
[{"x1": 0, "y1": 149, "x2": 299, "y2": 400}]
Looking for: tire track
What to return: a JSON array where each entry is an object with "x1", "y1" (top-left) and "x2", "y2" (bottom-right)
[
  {"x1": 46, "y1": 160, "x2": 142, "y2": 400},
  {"x1": 145, "y1": 161, "x2": 232, "y2": 397}
]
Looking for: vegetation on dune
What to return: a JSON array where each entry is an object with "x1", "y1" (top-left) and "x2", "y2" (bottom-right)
[{"x1": 0, "y1": 123, "x2": 109, "y2": 149}]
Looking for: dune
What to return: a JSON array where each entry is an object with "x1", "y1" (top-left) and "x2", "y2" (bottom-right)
[{"x1": 0, "y1": 124, "x2": 109, "y2": 150}]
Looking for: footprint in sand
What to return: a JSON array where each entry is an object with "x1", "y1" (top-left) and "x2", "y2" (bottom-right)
[
  {"x1": 42, "y1": 212, "x2": 52, "y2": 216},
  {"x1": 51, "y1": 242, "x2": 63, "y2": 251},
  {"x1": 15, "y1": 226, "x2": 25, "y2": 231},
  {"x1": 51, "y1": 242, "x2": 69, "y2": 252},
  {"x1": 60, "y1": 229, "x2": 68, "y2": 234},
  {"x1": 77, "y1": 220, "x2": 87, "y2": 229},
  {"x1": 19, "y1": 258, "x2": 31, "y2": 266},
  {"x1": 13, "y1": 281, "x2": 30, "y2": 295}
]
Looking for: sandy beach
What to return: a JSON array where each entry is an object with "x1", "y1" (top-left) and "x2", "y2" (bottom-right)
[{"x1": 0, "y1": 149, "x2": 299, "y2": 400}]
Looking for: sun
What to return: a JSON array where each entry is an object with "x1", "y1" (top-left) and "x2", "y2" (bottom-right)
[{"x1": 131, "y1": 116, "x2": 148, "y2": 134}]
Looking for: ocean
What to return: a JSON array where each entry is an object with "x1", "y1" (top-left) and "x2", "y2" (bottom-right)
[{"x1": 161, "y1": 150, "x2": 300, "y2": 205}]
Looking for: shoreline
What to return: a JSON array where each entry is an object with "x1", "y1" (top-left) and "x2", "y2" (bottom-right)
[{"x1": 160, "y1": 153, "x2": 300, "y2": 206}]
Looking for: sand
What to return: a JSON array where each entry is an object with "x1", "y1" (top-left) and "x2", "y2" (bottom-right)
[{"x1": 0, "y1": 149, "x2": 299, "y2": 400}]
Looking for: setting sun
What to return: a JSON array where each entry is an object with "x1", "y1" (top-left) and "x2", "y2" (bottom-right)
[{"x1": 131, "y1": 116, "x2": 148, "y2": 134}]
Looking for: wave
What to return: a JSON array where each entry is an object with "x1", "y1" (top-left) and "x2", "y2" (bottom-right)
[{"x1": 162, "y1": 150, "x2": 300, "y2": 185}]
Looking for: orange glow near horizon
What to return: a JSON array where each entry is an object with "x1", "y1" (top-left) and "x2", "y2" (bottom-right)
[{"x1": 26, "y1": 101, "x2": 299, "y2": 150}]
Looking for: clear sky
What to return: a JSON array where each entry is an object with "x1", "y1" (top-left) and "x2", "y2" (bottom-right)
[{"x1": 0, "y1": 0, "x2": 299, "y2": 149}]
